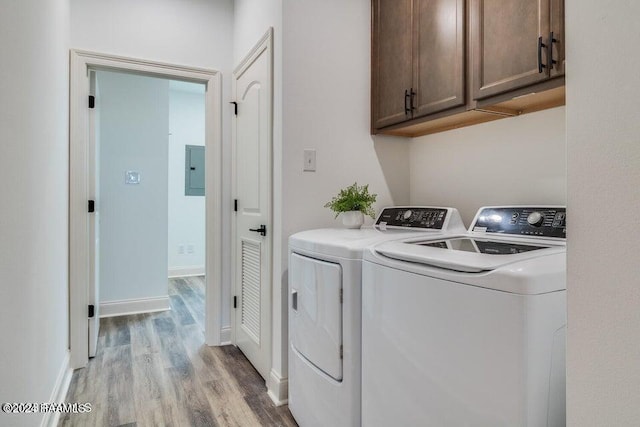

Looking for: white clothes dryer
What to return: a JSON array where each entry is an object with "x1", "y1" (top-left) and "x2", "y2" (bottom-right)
[
  {"x1": 361, "y1": 206, "x2": 567, "y2": 427},
  {"x1": 288, "y1": 207, "x2": 465, "y2": 427}
]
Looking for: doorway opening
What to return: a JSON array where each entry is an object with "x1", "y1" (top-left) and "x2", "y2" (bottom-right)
[
  {"x1": 89, "y1": 70, "x2": 207, "y2": 353},
  {"x1": 69, "y1": 50, "x2": 223, "y2": 370}
]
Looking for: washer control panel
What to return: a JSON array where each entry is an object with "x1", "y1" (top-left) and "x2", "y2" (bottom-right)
[
  {"x1": 376, "y1": 207, "x2": 448, "y2": 229},
  {"x1": 472, "y1": 207, "x2": 566, "y2": 238}
]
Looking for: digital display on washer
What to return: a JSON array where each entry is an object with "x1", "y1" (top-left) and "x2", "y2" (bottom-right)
[
  {"x1": 472, "y1": 207, "x2": 566, "y2": 238},
  {"x1": 420, "y1": 238, "x2": 550, "y2": 255}
]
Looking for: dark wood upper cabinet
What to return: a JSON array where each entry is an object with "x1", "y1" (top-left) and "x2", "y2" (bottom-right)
[
  {"x1": 550, "y1": 0, "x2": 565, "y2": 78},
  {"x1": 372, "y1": 0, "x2": 465, "y2": 130},
  {"x1": 471, "y1": 0, "x2": 563, "y2": 100},
  {"x1": 413, "y1": 0, "x2": 465, "y2": 118},
  {"x1": 372, "y1": 0, "x2": 565, "y2": 137},
  {"x1": 372, "y1": 0, "x2": 414, "y2": 129}
]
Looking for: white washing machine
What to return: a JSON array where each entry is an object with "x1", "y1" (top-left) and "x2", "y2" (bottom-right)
[
  {"x1": 362, "y1": 206, "x2": 567, "y2": 427},
  {"x1": 288, "y1": 207, "x2": 465, "y2": 427}
]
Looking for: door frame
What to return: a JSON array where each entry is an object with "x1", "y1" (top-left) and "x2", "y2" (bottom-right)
[
  {"x1": 69, "y1": 49, "x2": 224, "y2": 369},
  {"x1": 230, "y1": 29, "x2": 274, "y2": 356}
]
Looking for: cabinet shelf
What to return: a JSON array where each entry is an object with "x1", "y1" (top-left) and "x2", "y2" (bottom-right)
[{"x1": 377, "y1": 84, "x2": 564, "y2": 138}]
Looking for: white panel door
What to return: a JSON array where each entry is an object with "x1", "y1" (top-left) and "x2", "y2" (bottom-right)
[
  {"x1": 233, "y1": 32, "x2": 273, "y2": 380},
  {"x1": 88, "y1": 70, "x2": 100, "y2": 357}
]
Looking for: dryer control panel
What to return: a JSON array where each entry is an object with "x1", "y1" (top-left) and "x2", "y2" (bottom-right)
[
  {"x1": 375, "y1": 207, "x2": 448, "y2": 229},
  {"x1": 472, "y1": 207, "x2": 566, "y2": 238}
]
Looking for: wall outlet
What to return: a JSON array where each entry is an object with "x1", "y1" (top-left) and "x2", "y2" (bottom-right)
[
  {"x1": 187, "y1": 245, "x2": 194, "y2": 254},
  {"x1": 178, "y1": 245, "x2": 185, "y2": 254},
  {"x1": 303, "y1": 149, "x2": 316, "y2": 172}
]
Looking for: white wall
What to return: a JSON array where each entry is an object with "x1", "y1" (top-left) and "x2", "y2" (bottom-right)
[
  {"x1": 71, "y1": 0, "x2": 233, "y2": 70},
  {"x1": 234, "y1": 0, "x2": 282, "y2": 64},
  {"x1": 168, "y1": 82, "x2": 206, "y2": 274},
  {"x1": 234, "y1": 0, "x2": 411, "y2": 399},
  {"x1": 282, "y1": 0, "x2": 410, "y2": 239},
  {"x1": 71, "y1": 0, "x2": 235, "y2": 325},
  {"x1": 409, "y1": 107, "x2": 567, "y2": 226},
  {"x1": 97, "y1": 70, "x2": 169, "y2": 302},
  {"x1": 0, "y1": 0, "x2": 70, "y2": 426},
  {"x1": 279, "y1": 0, "x2": 411, "y2": 390},
  {"x1": 566, "y1": 2, "x2": 640, "y2": 425}
]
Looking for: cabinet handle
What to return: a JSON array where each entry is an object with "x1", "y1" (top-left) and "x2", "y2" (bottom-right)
[
  {"x1": 410, "y1": 88, "x2": 416, "y2": 112},
  {"x1": 537, "y1": 36, "x2": 547, "y2": 73},
  {"x1": 404, "y1": 89, "x2": 411, "y2": 115},
  {"x1": 548, "y1": 32, "x2": 558, "y2": 70}
]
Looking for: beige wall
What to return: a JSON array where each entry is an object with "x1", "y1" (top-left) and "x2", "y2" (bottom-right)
[
  {"x1": 410, "y1": 107, "x2": 567, "y2": 226},
  {"x1": 566, "y1": 1, "x2": 640, "y2": 425}
]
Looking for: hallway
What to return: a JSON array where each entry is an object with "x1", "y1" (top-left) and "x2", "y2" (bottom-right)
[{"x1": 60, "y1": 277, "x2": 297, "y2": 427}]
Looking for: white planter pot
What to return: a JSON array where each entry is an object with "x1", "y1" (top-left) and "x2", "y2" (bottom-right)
[{"x1": 341, "y1": 210, "x2": 364, "y2": 229}]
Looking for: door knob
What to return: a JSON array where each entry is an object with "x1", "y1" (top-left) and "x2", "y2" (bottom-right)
[{"x1": 249, "y1": 225, "x2": 267, "y2": 236}]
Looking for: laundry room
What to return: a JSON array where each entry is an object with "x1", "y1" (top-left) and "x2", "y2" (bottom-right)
[
  {"x1": 237, "y1": 1, "x2": 638, "y2": 425},
  {"x1": 282, "y1": 6, "x2": 569, "y2": 424},
  {"x1": 2, "y1": 1, "x2": 639, "y2": 427}
]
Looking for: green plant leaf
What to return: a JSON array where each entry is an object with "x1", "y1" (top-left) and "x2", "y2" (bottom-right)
[{"x1": 324, "y1": 182, "x2": 378, "y2": 219}]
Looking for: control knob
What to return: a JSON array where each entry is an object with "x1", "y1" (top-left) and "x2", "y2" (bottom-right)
[
  {"x1": 403, "y1": 210, "x2": 412, "y2": 220},
  {"x1": 527, "y1": 211, "x2": 544, "y2": 227}
]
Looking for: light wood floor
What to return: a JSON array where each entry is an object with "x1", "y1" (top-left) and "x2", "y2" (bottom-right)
[{"x1": 60, "y1": 277, "x2": 297, "y2": 427}]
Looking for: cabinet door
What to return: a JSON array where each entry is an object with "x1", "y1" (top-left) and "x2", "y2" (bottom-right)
[
  {"x1": 413, "y1": 0, "x2": 465, "y2": 118},
  {"x1": 471, "y1": 0, "x2": 550, "y2": 100},
  {"x1": 372, "y1": 0, "x2": 414, "y2": 129},
  {"x1": 550, "y1": 0, "x2": 565, "y2": 77}
]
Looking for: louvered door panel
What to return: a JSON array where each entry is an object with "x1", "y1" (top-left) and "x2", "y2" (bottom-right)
[{"x1": 241, "y1": 239, "x2": 261, "y2": 344}]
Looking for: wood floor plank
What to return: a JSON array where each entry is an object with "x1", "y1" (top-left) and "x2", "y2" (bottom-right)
[
  {"x1": 129, "y1": 313, "x2": 161, "y2": 358},
  {"x1": 218, "y1": 346, "x2": 267, "y2": 398},
  {"x1": 202, "y1": 379, "x2": 261, "y2": 427},
  {"x1": 105, "y1": 345, "x2": 136, "y2": 426},
  {"x1": 174, "y1": 279, "x2": 206, "y2": 331},
  {"x1": 104, "y1": 316, "x2": 132, "y2": 347},
  {"x1": 61, "y1": 277, "x2": 297, "y2": 427},
  {"x1": 167, "y1": 365, "x2": 220, "y2": 427},
  {"x1": 244, "y1": 393, "x2": 298, "y2": 427},
  {"x1": 186, "y1": 276, "x2": 205, "y2": 298},
  {"x1": 170, "y1": 294, "x2": 197, "y2": 326}
]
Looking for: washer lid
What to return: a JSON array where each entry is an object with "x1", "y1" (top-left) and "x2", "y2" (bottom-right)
[{"x1": 376, "y1": 236, "x2": 565, "y2": 273}]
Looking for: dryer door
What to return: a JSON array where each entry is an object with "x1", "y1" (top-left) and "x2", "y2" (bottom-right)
[{"x1": 290, "y1": 253, "x2": 343, "y2": 381}]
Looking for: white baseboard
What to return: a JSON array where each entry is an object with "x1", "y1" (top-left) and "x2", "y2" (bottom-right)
[
  {"x1": 267, "y1": 369, "x2": 288, "y2": 406},
  {"x1": 168, "y1": 266, "x2": 205, "y2": 278},
  {"x1": 40, "y1": 350, "x2": 73, "y2": 427},
  {"x1": 100, "y1": 296, "x2": 170, "y2": 318},
  {"x1": 220, "y1": 326, "x2": 232, "y2": 345}
]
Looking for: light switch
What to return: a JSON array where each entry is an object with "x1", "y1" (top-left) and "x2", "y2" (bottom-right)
[
  {"x1": 304, "y1": 149, "x2": 316, "y2": 172},
  {"x1": 125, "y1": 171, "x2": 140, "y2": 184}
]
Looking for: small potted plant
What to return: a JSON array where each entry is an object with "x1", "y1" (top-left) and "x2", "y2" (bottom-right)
[{"x1": 324, "y1": 182, "x2": 377, "y2": 229}]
